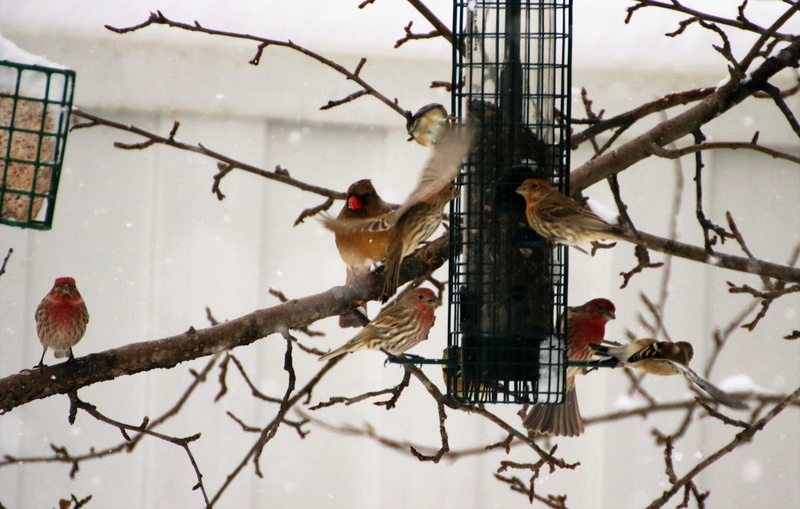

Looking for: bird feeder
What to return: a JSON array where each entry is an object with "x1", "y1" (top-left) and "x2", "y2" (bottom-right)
[
  {"x1": 0, "y1": 60, "x2": 75, "y2": 229},
  {"x1": 445, "y1": 0, "x2": 572, "y2": 403}
]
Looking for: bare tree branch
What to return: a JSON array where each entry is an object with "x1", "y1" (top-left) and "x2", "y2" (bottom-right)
[
  {"x1": 644, "y1": 386, "x2": 800, "y2": 509},
  {"x1": 570, "y1": 36, "x2": 800, "y2": 194},
  {"x1": 0, "y1": 235, "x2": 450, "y2": 413},
  {"x1": 628, "y1": 230, "x2": 800, "y2": 284},
  {"x1": 0, "y1": 247, "x2": 11, "y2": 277},
  {"x1": 71, "y1": 109, "x2": 346, "y2": 202},
  {"x1": 67, "y1": 392, "x2": 209, "y2": 507},
  {"x1": 404, "y1": 0, "x2": 454, "y2": 47},
  {"x1": 105, "y1": 11, "x2": 407, "y2": 117}
]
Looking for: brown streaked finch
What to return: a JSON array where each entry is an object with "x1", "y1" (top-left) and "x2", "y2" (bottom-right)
[
  {"x1": 406, "y1": 103, "x2": 449, "y2": 147},
  {"x1": 323, "y1": 125, "x2": 472, "y2": 302},
  {"x1": 591, "y1": 339, "x2": 748, "y2": 409},
  {"x1": 523, "y1": 298, "x2": 616, "y2": 437},
  {"x1": 333, "y1": 179, "x2": 396, "y2": 327},
  {"x1": 34, "y1": 277, "x2": 89, "y2": 367},
  {"x1": 515, "y1": 178, "x2": 631, "y2": 249},
  {"x1": 377, "y1": 182, "x2": 458, "y2": 302},
  {"x1": 318, "y1": 287, "x2": 441, "y2": 362}
]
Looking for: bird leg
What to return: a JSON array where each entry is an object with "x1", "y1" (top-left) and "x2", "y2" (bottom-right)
[{"x1": 35, "y1": 348, "x2": 47, "y2": 369}]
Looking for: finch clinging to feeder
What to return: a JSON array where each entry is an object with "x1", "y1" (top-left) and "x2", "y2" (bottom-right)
[
  {"x1": 591, "y1": 339, "x2": 693, "y2": 376},
  {"x1": 523, "y1": 298, "x2": 616, "y2": 437},
  {"x1": 515, "y1": 179, "x2": 630, "y2": 248},
  {"x1": 591, "y1": 339, "x2": 748, "y2": 409},
  {"x1": 406, "y1": 103, "x2": 449, "y2": 147},
  {"x1": 34, "y1": 277, "x2": 89, "y2": 367}
]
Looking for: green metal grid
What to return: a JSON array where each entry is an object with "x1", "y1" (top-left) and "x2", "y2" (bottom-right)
[
  {"x1": 446, "y1": 0, "x2": 572, "y2": 404},
  {"x1": 0, "y1": 60, "x2": 76, "y2": 230}
]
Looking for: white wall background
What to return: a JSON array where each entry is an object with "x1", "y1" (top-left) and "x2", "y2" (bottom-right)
[{"x1": 1, "y1": 1, "x2": 798, "y2": 508}]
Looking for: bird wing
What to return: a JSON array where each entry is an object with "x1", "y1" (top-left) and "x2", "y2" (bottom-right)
[
  {"x1": 321, "y1": 211, "x2": 399, "y2": 235},
  {"x1": 625, "y1": 339, "x2": 660, "y2": 363},
  {"x1": 320, "y1": 127, "x2": 471, "y2": 235},
  {"x1": 667, "y1": 360, "x2": 749, "y2": 409},
  {"x1": 393, "y1": 125, "x2": 472, "y2": 218},
  {"x1": 318, "y1": 308, "x2": 402, "y2": 362},
  {"x1": 539, "y1": 193, "x2": 616, "y2": 233}
]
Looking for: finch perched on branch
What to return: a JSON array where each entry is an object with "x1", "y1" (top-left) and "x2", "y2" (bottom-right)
[
  {"x1": 34, "y1": 277, "x2": 89, "y2": 367},
  {"x1": 333, "y1": 179, "x2": 395, "y2": 327},
  {"x1": 406, "y1": 103, "x2": 449, "y2": 147},
  {"x1": 323, "y1": 125, "x2": 472, "y2": 302},
  {"x1": 523, "y1": 298, "x2": 616, "y2": 437},
  {"x1": 590, "y1": 339, "x2": 748, "y2": 409},
  {"x1": 318, "y1": 287, "x2": 441, "y2": 362},
  {"x1": 515, "y1": 178, "x2": 631, "y2": 248}
]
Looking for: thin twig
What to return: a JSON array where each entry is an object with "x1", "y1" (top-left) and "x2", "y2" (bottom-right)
[
  {"x1": 105, "y1": 11, "x2": 407, "y2": 117},
  {"x1": 72, "y1": 109, "x2": 345, "y2": 202},
  {"x1": 67, "y1": 392, "x2": 209, "y2": 507},
  {"x1": 0, "y1": 248, "x2": 11, "y2": 277},
  {"x1": 644, "y1": 386, "x2": 800, "y2": 509}
]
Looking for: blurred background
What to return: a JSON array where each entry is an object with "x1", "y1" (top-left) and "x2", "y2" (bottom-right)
[{"x1": 1, "y1": 1, "x2": 798, "y2": 508}]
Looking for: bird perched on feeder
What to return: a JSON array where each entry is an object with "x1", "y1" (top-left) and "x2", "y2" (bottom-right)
[
  {"x1": 523, "y1": 298, "x2": 616, "y2": 437},
  {"x1": 333, "y1": 179, "x2": 396, "y2": 327},
  {"x1": 34, "y1": 277, "x2": 89, "y2": 367},
  {"x1": 590, "y1": 339, "x2": 748, "y2": 409},
  {"x1": 442, "y1": 346, "x2": 496, "y2": 400},
  {"x1": 318, "y1": 287, "x2": 441, "y2": 362},
  {"x1": 323, "y1": 125, "x2": 472, "y2": 302},
  {"x1": 406, "y1": 103, "x2": 449, "y2": 147},
  {"x1": 515, "y1": 179, "x2": 634, "y2": 249},
  {"x1": 591, "y1": 339, "x2": 693, "y2": 376}
]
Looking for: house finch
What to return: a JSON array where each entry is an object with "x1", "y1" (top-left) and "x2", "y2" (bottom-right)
[
  {"x1": 34, "y1": 277, "x2": 89, "y2": 367},
  {"x1": 377, "y1": 183, "x2": 458, "y2": 301},
  {"x1": 333, "y1": 179, "x2": 396, "y2": 327},
  {"x1": 323, "y1": 125, "x2": 472, "y2": 301},
  {"x1": 318, "y1": 287, "x2": 441, "y2": 362},
  {"x1": 406, "y1": 103, "x2": 449, "y2": 147},
  {"x1": 523, "y1": 298, "x2": 616, "y2": 437},
  {"x1": 591, "y1": 339, "x2": 748, "y2": 409},
  {"x1": 515, "y1": 178, "x2": 629, "y2": 248}
]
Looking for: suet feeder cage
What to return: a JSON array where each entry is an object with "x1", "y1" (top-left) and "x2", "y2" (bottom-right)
[
  {"x1": 0, "y1": 60, "x2": 75, "y2": 230},
  {"x1": 446, "y1": 0, "x2": 572, "y2": 403}
]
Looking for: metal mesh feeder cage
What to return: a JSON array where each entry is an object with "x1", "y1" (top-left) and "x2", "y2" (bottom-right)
[
  {"x1": 445, "y1": 0, "x2": 572, "y2": 404},
  {"x1": 0, "y1": 60, "x2": 76, "y2": 229}
]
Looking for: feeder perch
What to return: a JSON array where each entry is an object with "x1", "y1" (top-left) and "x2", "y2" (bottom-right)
[
  {"x1": 446, "y1": 0, "x2": 572, "y2": 403},
  {"x1": 0, "y1": 60, "x2": 76, "y2": 229}
]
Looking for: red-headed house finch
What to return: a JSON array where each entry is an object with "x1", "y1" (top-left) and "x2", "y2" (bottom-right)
[
  {"x1": 323, "y1": 125, "x2": 472, "y2": 302},
  {"x1": 515, "y1": 179, "x2": 633, "y2": 249},
  {"x1": 406, "y1": 103, "x2": 449, "y2": 147},
  {"x1": 333, "y1": 179, "x2": 396, "y2": 327},
  {"x1": 34, "y1": 277, "x2": 89, "y2": 367},
  {"x1": 590, "y1": 339, "x2": 748, "y2": 409},
  {"x1": 318, "y1": 287, "x2": 441, "y2": 362},
  {"x1": 523, "y1": 298, "x2": 616, "y2": 437}
]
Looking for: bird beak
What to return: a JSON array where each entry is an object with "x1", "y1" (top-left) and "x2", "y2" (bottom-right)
[{"x1": 604, "y1": 309, "x2": 616, "y2": 320}]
